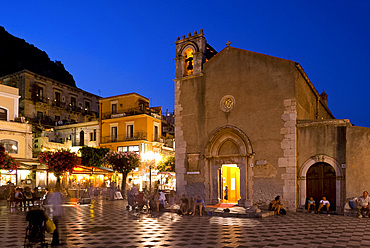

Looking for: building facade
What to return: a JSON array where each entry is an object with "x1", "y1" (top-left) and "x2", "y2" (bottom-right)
[
  {"x1": 0, "y1": 84, "x2": 34, "y2": 186},
  {"x1": 0, "y1": 70, "x2": 100, "y2": 134},
  {"x1": 99, "y1": 93, "x2": 167, "y2": 190},
  {"x1": 174, "y1": 30, "x2": 370, "y2": 212}
]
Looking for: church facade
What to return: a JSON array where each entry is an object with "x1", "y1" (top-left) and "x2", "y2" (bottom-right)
[{"x1": 174, "y1": 30, "x2": 370, "y2": 212}]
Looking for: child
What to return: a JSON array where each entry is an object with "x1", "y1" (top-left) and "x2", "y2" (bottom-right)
[
  {"x1": 317, "y1": 196, "x2": 330, "y2": 214},
  {"x1": 307, "y1": 197, "x2": 316, "y2": 213}
]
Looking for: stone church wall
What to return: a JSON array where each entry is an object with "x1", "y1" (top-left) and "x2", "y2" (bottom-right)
[{"x1": 346, "y1": 126, "x2": 370, "y2": 198}]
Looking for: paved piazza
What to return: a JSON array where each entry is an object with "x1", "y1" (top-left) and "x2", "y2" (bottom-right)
[{"x1": 1, "y1": 199, "x2": 370, "y2": 247}]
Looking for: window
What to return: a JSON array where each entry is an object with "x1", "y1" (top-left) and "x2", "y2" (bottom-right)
[
  {"x1": 0, "y1": 139, "x2": 18, "y2": 154},
  {"x1": 111, "y1": 126, "x2": 117, "y2": 142},
  {"x1": 90, "y1": 129, "x2": 97, "y2": 141},
  {"x1": 127, "y1": 124, "x2": 134, "y2": 139},
  {"x1": 0, "y1": 107, "x2": 7, "y2": 121},
  {"x1": 37, "y1": 86, "x2": 43, "y2": 101},
  {"x1": 111, "y1": 103, "x2": 117, "y2": 114},
  {"x1": 80, "y1": 131, "x2": 85, "y2": 146},
  {"x1": 118, "y1": 145, "x2": 139, "y2": 153},
  {"x1": 70, "y1": 97, "x2": 76, "y2": 107},
  {"x1": 85, "y1": 101, "x2": 90, "y2": 111},
  {"x1": 154, "y1": 125, "x2": 159, "y2": 141},
  {"x1": 37, "y1": 111, "x2": 43, "y2": 120},
  {"x1": 55, "y1": 92, "x2": 61, "y2": 106}
]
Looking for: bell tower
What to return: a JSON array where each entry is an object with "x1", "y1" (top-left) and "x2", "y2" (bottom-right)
[{"x1": 174, "y1": 29, "x2": 207, "y2": 79}]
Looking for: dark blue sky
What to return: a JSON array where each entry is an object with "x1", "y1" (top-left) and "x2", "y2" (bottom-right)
[{"x1": 1, "y1": 1, "x2": 369, "y2": 127}]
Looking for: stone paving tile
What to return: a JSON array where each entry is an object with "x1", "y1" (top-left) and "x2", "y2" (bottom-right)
[{"x1": 3, "y1": 200, "x2": 370, "y2": 247}]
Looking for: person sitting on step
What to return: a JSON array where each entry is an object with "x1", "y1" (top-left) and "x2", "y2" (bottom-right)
[
  {"x1": 355, "y1": 191, "x2": 370, "y2": 218},
  {"x1": 317, "y1": 196, "x2": 330, "y2": 214},
  {"x1": 307, "y1": 196, "x2": 316, "y2": 213}
]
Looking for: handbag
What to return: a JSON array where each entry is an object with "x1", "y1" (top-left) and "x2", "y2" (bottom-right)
[{"x1": 45, "y1": 218, "x2": 56, "y2": 233}]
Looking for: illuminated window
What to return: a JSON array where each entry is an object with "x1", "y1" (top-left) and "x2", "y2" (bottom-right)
[
  {"x1": 0, "y1": 139, "x2": 18, "y2": 154},
  {"x1": 118, "y1": 145, "x2": 139, "y2": 153},
  {"x1": 183, "y1": 47, "x2": 194, "y2": 76}
]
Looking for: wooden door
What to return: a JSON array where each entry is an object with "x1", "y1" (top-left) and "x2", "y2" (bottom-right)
[{"x1": 306, "y1": 163, "x2": 336, "y2": 210}]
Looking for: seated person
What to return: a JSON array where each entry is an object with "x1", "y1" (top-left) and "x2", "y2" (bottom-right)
[
  {"x1": 15, "y1": 188, "x2": 24, "y2": 207},
  {"x1": 269, "y1": 195, "x2": 284, "y2": 215},
  {"x1": 317, "y1": 196, "x2": 330, "y2": 213},
  {"x1": 179, "y1": 194, "x2": 189, "y2": 215},
  {"x1": 307, "y1": 197, "x2": 316, "y2": 213},
  {"x1": 136, "y1": 191, "x2": 146, "y2": 210},
  {"x1": 356, "y1": 191, "x2": 370, "y2": 218},
  {"x1": 24, "y1": 187, "x2": 33, "y2": 206},
  {"x1": 195, "y1": 195, "x2": 205, "y2": 216}
]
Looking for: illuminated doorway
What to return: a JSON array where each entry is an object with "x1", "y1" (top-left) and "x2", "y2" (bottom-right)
[{"x1": 220, "y1": 164, "x2": 240, "y2": 203}]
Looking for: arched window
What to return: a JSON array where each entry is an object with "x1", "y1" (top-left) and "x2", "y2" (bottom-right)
[
  {"x1": 0, "y1": 139, "x2": 18, "y2": 154},
  {"x1": 183, "y1": 48, "x2": 194, "y2": 76},
  {"x1": 0, "y1": 107, "x2": 7, "y2": 121}
]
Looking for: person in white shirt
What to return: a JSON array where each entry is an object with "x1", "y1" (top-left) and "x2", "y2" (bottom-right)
[
  {"x1": 356, "y1": 191, "x2": 370, "y2": 218},
  {"x1": 317, "y1": 196, "x2": 330, "y2": 213}
]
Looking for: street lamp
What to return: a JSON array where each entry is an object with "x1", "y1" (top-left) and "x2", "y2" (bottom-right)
[{"x1": 141, "y1": 151, "x2": 162, "y2": 192}]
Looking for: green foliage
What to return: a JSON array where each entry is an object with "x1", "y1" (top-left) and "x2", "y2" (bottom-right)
[
  {"x1": 79, "y1": 146, "x2": 110, "y2": 167},
  {"x1": 157, "y1": 156, "x2": 175, "y2": 172}
]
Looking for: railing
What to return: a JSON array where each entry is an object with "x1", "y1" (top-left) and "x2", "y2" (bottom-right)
[
  {"x1": 102, "y1": 107, "x2": 161, "y2": 120},
  {"x1": 101, "y1": 132, "x2": 147, "y2": 143}
]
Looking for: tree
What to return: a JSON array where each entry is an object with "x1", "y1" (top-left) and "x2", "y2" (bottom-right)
[
  {"x1": 79, "y1": 146, "x2": 110, "y2": 167},
  {"x1": 38, "y1": 150, "x2": 80, "y2": 186},
  {"x1": 157, "y1": 156, "x2": 175, "y2": 172},
  {"x1": 0, "y1": 144, "x2": 20, "y2": 170},
  {"x1": 101, "y1": 151, "x2": 140, "y2": 196}
]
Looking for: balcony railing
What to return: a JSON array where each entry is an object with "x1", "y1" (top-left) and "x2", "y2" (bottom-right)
[
  {"x1": 102, "y1": 107, "x2": 161, "y2": 120},
  {"x1": 101, "y1": 132, "x2": 147, "y2": 143}
]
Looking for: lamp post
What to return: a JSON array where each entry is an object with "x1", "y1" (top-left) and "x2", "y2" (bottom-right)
[{"x1": 142, "y1": 151, "x2": 162, "y2": 193}]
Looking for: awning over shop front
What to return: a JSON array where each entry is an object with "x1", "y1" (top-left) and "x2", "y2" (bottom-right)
[
  {"x1": 72, "y1": 165, "x2": 113, "y2": 174},
  {"x1": 14, "y1": 158, "x2": 39, "y2": 170}
]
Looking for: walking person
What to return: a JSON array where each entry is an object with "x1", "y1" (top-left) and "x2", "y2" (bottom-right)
[
  {"x1": 49, "y1": 186, "x2": 64, "y2": 246},
  {"x1": 167, "y1": 190, "x2": 176, "y2": 219},
  {"x1": 224, "y1": 186, "x2": 229, "y2": 203}
]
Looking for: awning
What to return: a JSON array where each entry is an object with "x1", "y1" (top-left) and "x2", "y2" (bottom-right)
[{"x1": 72, "y1": 165, "x2": 113, "y2": 174}]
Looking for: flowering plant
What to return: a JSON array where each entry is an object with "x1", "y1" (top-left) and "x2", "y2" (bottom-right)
[
  {"x1": 38, "y1": 149, "x2": 80, "y2": 177},
  {"x1": 102, "y1": 151, "x2": 140, "y2": 195},
  {"x1": 0, "y1": 144, "x2": 20, "y2": 170},
  {"x1": 157, "y1": 156, "x2": 175, "y2": 172}
]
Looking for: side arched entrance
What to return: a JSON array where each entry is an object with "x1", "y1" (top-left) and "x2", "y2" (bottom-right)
[
  {"x1": 306, "y1": 162, "x2": 336, "y2": 210},
  {"x1": 299, "y1": 155, "x2": 344, "y2": 212},
  {"x1": 205, "y1": 126, "x2": 254, "y2": 207}
]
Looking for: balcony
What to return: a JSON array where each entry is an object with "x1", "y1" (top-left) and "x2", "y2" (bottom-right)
[
  {"x1": 101, "y1": 132, "x2": 147, "y2": 144},
  {"x1": 102, "y1": 107, "x2": 161, "y2": 120}
]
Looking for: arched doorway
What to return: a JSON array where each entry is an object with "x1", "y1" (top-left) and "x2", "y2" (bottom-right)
[
  {"x1": 205, "y1": 126, "x2": 254, "y2": 207},
  {"x1": 80, "y1": 130, "x2": 84, "y2": 146},
  {"x1": 306, "y1": 162, "x2": 336, "y2": 210}
]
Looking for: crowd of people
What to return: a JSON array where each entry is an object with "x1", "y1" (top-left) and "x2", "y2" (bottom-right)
[
  {"x1": 7, "y1": 186, "x2": 45, "y2": 208},
  {"x1": 125, "y1": 185, "x2": 206, "y2": 216}
]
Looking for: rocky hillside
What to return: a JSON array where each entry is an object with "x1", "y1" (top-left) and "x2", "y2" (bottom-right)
[{"x1": 0, "y1": 26, "x2": 76, "y2": 87}]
